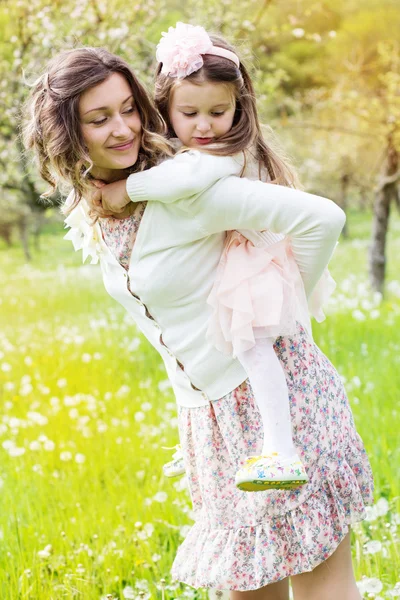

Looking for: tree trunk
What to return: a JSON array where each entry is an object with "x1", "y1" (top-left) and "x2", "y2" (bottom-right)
[
  {"x1": 358, "y1": 185, "x2": 372, "y2": 212},
  {"x1": 369, "y1": 139, "x2": 399, "y2": 294},
  {"x1": 18, "y1": 216, "x2": 31, "y2": 262},
  {"x1": 33, "y1": 211, "x2": 46, "y2": 252},
  {"x1": 0, "y1": 224, "x2": 13, "y2": 247}
]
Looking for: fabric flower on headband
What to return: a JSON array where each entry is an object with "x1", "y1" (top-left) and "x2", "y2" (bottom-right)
[{"x1": 156, "y1": 22, "x2": 214, "y2": 79}]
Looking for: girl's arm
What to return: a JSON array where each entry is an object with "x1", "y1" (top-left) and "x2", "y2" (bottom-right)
[
  {"x1": 86, "y1": 151, "x2": 243, "y2": 218},
  {"x1": 126, "y1": 151, "x2": 243, "y2": 204},
  {"x1": 194, "y1": 176, "x2": 345, "y2": 297}
]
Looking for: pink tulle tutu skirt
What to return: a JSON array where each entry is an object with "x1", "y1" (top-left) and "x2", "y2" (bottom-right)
[{"x1": 206, "y1": 231, "x2": 335, "y2": 357}]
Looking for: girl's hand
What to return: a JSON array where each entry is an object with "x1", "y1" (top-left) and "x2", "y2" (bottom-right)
[
  {"x1": 88, "y1": 179, "x2": 131, "y2": 219},
  {"x1": 87, "y1": 180, "x2": 114, "y2": 219}
]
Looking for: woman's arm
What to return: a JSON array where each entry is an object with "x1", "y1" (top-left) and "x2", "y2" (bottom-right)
[
  {"x1": 126, "y1": 151, "x2": 243, "y2": 203},
  {"x1": 194, "y1": 176, "x2": 346, "y2": 297}
]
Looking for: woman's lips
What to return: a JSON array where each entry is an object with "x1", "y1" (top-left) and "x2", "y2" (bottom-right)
[
  {"x1": 193, "y1": 137, "x2": 214, "y2": 145},
  {"x1": 108, "y1": 140, "x2": 135, "y2": 151}
]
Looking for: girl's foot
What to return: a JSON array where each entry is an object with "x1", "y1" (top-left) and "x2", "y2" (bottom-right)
[
  {"x1": 235, "y1": 452, "x2": 308, "y2": 492},
  {"x1": 162, "y1": 444, "x2": 185, "y2": 478}
]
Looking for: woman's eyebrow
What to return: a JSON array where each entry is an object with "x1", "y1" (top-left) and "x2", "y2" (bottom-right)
[{"x1": 83, "y1": 95, "x2": 134, "y2": 115}]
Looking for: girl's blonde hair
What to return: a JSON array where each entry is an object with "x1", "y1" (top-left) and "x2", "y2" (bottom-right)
[
  {"x1": 23, "y1": 47, "x2": 173, "y2": 213},
  {"x1": 155, "y1": 34, "x2": 300, "y2": 188}
]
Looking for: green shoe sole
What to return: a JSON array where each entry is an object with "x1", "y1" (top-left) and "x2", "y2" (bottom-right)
[{"x1": 236, "y1": 478, "x2": 308, "y2": 492}]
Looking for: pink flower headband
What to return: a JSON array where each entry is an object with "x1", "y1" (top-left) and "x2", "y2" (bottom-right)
[{"x1": 156, "y1": 22, "x2": 240, "y2": 79}]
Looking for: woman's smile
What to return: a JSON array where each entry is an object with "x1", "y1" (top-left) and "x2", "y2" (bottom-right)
[{"x1": 108, "y1": 138, "x2": 136, "y2": 151}]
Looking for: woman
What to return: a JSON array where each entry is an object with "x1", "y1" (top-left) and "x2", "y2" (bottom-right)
[{"x1": 24, "y1": 46, "x2": 373, "y2": 599}]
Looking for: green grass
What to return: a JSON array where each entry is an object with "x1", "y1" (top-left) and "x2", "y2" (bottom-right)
[{"x1": 0, "y1": 209, "x2": 399, "y2": 599}]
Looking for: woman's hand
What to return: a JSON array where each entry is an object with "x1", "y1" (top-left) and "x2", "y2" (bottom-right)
[{"x1": 87, "y1": 179, "x2": 131, "y2": 219}]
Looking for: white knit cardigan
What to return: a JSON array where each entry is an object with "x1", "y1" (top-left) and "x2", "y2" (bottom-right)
[{"x1": 64, "y1": 151, "x2": 344, "y2": 408}]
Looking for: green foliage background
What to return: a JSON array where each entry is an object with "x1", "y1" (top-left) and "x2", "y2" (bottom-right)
[
  {"x1": 1, "y1": 0, "x2": 399, "y2": 211},
  {"x1": 1, "y1": 1, "x2": 400, "y2": 598}
]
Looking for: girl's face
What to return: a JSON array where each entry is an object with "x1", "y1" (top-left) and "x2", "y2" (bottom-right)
[
  {"x1": 169, "y1": 80, "x2": 236, "y2": 148},
  {"x1": 79, "y1": 73, "x2": 142, "y2": 179}
]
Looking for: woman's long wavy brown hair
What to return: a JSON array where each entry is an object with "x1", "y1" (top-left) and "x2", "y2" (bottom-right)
[
  {"x1": 23, "y1": 47, "x2": 173, "y2": 213},
  {"x1": 155, "y1": 34, "x2": 300, "y2": 188}
]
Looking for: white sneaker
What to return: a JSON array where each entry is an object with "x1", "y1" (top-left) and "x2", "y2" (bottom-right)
[
  {"x1": 235, "y1": 452, "x2": 308, "y2": 492},
  {"x1": 162, "y1": 444, "x2": 185, "y2": 478}
]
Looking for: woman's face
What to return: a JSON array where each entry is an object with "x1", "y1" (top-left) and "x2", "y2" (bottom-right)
[{"x1": 79, "y1": 73, "x2": 142, "y2": 178}]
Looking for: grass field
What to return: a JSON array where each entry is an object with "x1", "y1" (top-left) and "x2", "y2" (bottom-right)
[{"x1": 0, "y1": 208, "x2": 399, "y2": 599}]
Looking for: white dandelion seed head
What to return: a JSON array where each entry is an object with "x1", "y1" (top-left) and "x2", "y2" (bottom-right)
[
  {"x1": 20, "y1": 383, "x2": 33, "y2": 396},
  {"x1": 27, "y1": 412, "x2": 48, "y2": 426},
  {"x1": 143, "y1": 523, "x2": 154, "y2": 537},
  {"x1": 8, "y1": 446, "x2": 25, "y2": 457},
  {"x1": 116, "y1": 385, "x2": 131, "y2": 397},
  {"x1": 179, "y1": 524, "x2": 191, "y2": 538},
  {"x1": 364, "y1": 540, "x2": 382, "y2": 554},
  {"x1": 158, "y1": 379, "x2": 172, "y2": 392},
  {"x1": 352, "y1": 309, "x2": 366, "y2": 321},
  {"x1": 122, "y1": 586, "x2": 135, "y2": 599},
  {"x1": 375, "y1": 497, "x2": 389, "y2": 517},
  {"x1": 153, "y1": 491, "x2": 167, "y2": 503},
  {"x1": 43, "y1": 440, "x2": 55, "y2": 451},
  {"x1": 60, "y1": 451, "x2": 72, "y2": 462},
  {"x1": 37, "y1": 544, "x2": 53, "y2": 559},
  {"x1": 357, "y1": 577, "x2": 383, "y2": 595},
  {"x1": 387, "y1": 582, "x2": 400, "y2": 597},
  {"x1": 29, "y1": 441, "x2": 41, "y2": 451}
]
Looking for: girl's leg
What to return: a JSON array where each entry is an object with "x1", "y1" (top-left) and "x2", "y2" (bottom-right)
[
  {"x1": 237, "y1": 338, "x2": 296, "y2": 458},
  {"x1": 291, "y1": 531, "x2": 361, "y2": 600},
  {"x1": 230, "y1": 578, "x2": 289, "y2": 600}
]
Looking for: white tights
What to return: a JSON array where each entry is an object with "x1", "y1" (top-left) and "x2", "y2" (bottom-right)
[{"x1": 237, "y1": 338, "x2": 297, "y2": 458}]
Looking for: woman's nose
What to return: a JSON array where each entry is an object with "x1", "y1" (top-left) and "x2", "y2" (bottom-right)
[{"x1": 112, "y1": 115, "x2": 132, "y2": 137}]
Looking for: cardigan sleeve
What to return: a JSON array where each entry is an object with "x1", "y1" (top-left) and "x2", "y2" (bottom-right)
[
  {"x1": 195, "y1": 176, "x2": 346, "y2": 297},
  {"x1": 125, "y1": 151, "x2": 243, "y2": 203}
]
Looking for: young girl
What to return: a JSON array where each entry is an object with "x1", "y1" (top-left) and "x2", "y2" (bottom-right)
[{"x1": 92, "y1": 22, "x2": 336, "y2": 492}]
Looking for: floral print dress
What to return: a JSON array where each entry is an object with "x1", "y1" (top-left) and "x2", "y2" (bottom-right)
[{"x1": 99, "y1": 207, "x2": 374, "y2": 592}]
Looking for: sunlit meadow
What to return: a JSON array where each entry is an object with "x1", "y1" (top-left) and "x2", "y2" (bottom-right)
[{"x1": 0, "y1": 209, "x2": 399, "y2": 599}]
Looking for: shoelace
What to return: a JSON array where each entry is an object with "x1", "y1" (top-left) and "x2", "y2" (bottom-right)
[
  {"x1": 161, "y1": 444, "x2": 183, "y2": 461},
  {"x1": 244, "y1": 452, "x2": 280, "y2": 468}
]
